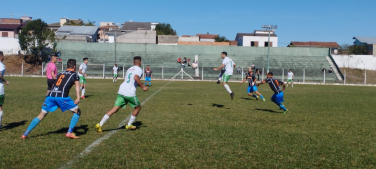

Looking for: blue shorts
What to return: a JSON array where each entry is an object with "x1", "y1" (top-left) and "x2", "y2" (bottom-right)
[
  {"x1": 247, "y1": 86, "x2": 258, "y2": 93},
  {"x1": 42, "y1": 97, "x2": 78, "y2": 113},
  {"x1": 145, "y1": 77, "x2": 151, "y2": 81},
  {"x1": 271, "y1": 92, "x2": 284, "y2": 104}
]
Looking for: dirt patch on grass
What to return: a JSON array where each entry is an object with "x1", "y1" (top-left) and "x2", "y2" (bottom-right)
[
  {"x1": 340, "y1": 68, "x2": 376, "y2": 84},
  {"x1": 3, "y1": 55, "x2": 43, "y2": 75}
]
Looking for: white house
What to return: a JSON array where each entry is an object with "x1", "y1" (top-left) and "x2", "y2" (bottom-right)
[{"x1": 235, "y1": 30, "x2": 278, "y2": 47}]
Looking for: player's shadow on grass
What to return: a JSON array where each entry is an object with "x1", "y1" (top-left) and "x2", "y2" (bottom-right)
[
  {"x1": 256, "y1": 108, "x2": 280, "y2": 113},
  {"x1": 212, "y1": 103, "x2": 225, "y2": 108},
  {"x1": 84, "y1": 95, "x2": 93, "y2": 98},
  {"x1": 102, "y1": 121, "x2": 144, "y2": 132},
  {"x1": 31, "y1": 125, "x2": 89, "y2": 138},
  {"x1": 0, "y1": 120, "x2": 27, "y2": 130},
  {"x1": 241, "y1": 97, "x2": 252, "y2": 100}
]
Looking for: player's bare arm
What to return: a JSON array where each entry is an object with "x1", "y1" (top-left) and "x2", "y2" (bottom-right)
[
  {"x1": 257, "y1": 80, "x2": 266, "y2": 86},
  {"x1": 79, "y1": 69, "x2": 87, "y2": 77},
  {"x1": 51, "y1": 71, "x2": 56, "y2": 80},
  {"x1": 134, "y1": 75, "x2": 148, "y2": 91},
  {"x1": 0, "y1": 71, "x2": 9, "y2": 85},
  {"x1": 214, "y1": 64, "x2": 225, "y2": 71},
  {"x1": 240, "y1": 77, "x2": 247, "y2": 85},
  {"x1": 74, "y1": 81, "x2": 80, "y2": 104}
]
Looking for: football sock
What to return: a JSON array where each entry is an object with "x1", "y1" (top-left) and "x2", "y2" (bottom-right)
[
  {"x1": 23, "y1": 117, "x2": 41, "y2": 136},
  {"x1": 278, "y1": 104, "x2": 287, "y2": 111},
  {"x1": 81, "y1": 89, "x2": 85, "y2": 97},
  {"x1": 68, "y1": 113, "x2": 80, "y2": 133},
  {"x1": 260, "y1": 95, "x2": 265, "y2": 99},
  {"x1": 0, "y1": 111, "x2": 3, "y2": 126},
  {"x1": 224, "y1": 84, "x2": 232, "y2": 94},
  {"x1": 149, "y1": 81, "x2": 151, "y2": 86},
  {"x1": 99, "y1": 114, "x2": 110, "y2": 126},
  {"x1": 144, "y1": 81, "x2": 147, "y2": 85},
  {"x1": 252, "y1": 94, "x2": 257, "y2": 98},
  {"x1": 127, "y1": 115, "x2": 137, "y2": 126}
]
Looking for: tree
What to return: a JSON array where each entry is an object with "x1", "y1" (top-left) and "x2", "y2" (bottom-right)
[
  {"x1": 214, "y1": 35, "x2": 229, "y2": 42},
  {"x1": 84, "y1": 20, "x2": 96, "y2": 26},
  {"x1": 339, "y1": 44, "x2": 367, "y2": 55},
  {"x1": 18, "y1": 19, "x2": 56, "y2": 64},
  {"x1": 155, "y1": 23, "x2": 176, "y2": 35}
]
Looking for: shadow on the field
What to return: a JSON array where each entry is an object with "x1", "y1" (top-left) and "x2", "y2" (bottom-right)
[
  {"x1": 31, "y1": 125, "x2": 89, "y2": 137},
  {"x1": 241, "y1": 97, "x2": 252, "y2": 100},
  {"x1": 212, "y1": 103, "x2": 224, "y2": 108},
  {"x1": 188, "y1": 104, "x2": 193, "y2": 105},
  {"x1": 84, "y1": 95, "x2": 93, "y2": 98},
  {"x1": 256, "y1": 108, "x2": 280, "y2": 113},
  {"x1": 0, "y1": 120, "x2": 27, "y2": 130},
  {"x1": 103, "y1": 121, "x2": 144, "y2": 132}
]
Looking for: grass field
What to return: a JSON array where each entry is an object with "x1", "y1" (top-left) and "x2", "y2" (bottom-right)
[{"x1": 0, "y1": 77, "x2": 376, "y2": 168}]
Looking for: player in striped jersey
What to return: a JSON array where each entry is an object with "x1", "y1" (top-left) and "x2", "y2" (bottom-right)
[
  {"x1": 21, "y1": 59, "x2": 82, "y2": 139},
  {"x1": 257, "y1": 72, "x2": 288, "y2": 114}
]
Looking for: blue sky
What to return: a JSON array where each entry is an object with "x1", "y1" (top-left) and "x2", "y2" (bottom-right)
[{"x1": 2, "y1": 0, "x2": 375, "y2": 46}]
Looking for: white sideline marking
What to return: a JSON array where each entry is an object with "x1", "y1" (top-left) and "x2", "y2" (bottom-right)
[{"x1": 60, "y1": 81, "x2": 173, "y2": 169}]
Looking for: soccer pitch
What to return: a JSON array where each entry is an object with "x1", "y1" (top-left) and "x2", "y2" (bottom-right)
[{"x1": 0, "y1": 77, "x2": 376, "y2": 168}]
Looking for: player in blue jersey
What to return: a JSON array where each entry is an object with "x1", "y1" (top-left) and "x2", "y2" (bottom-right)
[
  {"x1": 257, "y1": 72, "x2": 288, "y2": 114},
  {"x1": 240, "y1": 68, "x2": 265, "y2": 101},
  {"x1": 144, "y1": 65, "x2": 152, "y2": 86},
  {"x1": 21, "y1": 59, "x2": 82, "y2": 139}
]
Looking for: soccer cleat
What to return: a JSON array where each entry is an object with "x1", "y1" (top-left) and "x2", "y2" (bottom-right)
[
  {"x1": 21, "y1": 135, "x2": 27, "y2": 139},
  {"x1": 230, "y1": 92, "x2": 234, "y2": 100},
  {"x1": 81, "y1": 96, "x2": 86, "y2": 99},
  {"x1": 262, "y1": 98, "x2": 265, "y2": 102},
  {"x1": 125, "y1": 125, "x2": 136, "y2": 130},
  {"x1": 216, "y1": 80, "x2": 220, "y2": 84},
  {"x1": 256, "y1": 96, "x2": 259, "y2": 100},
  {"x1": 95, "y1": 123, "x2": 102, "y2": 133},
  {"x1": 65, "y1": 132, "x2": 80, "y2": 139},
  {"x1": 283, "y1": 109, "x2": 289, "y2": 114}
]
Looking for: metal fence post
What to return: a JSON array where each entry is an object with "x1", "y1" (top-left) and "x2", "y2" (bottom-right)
[
  {"x1": 122, "y1": 64, "x2": 125, "y2": 78},
  {"x1": 21, "y1": 61, "x2": 23, "y2": 76},
  {"x1": 241, "y1": 67, "x2": 243, "y2": 80},
  {"x1": 143, "y1": 64, "x2": 145, "y2": 80},
  {"x1": 282, "y1": 68, "x2": 284, "y2": 81},
  {"x1": 323, "y1": 70, "x2": 325, "y2": 84},
  {"x1": 61, "y1": 63, "x2": 63, "y2": 72},
  {"x1": 42, "y1": 62, "x2": 44, "y2": 76},
  {"x1": 364, "y1": 69, "x2": 366, "y2": 85},
  {"x1": 201, "y1": 66, "x2": 203, "y2": 80},
  {"x1": 103, "y1": 64, "x2": 105, "y2": 79},
  {"x1": 162, "y1": 65, "x2": 164, "y2": 79},
  {"x1": 303, "y1": 69, "x2": 305, "y2": 83},
  {"x1": 344, "y1": 69, "x2": 346, "y2": 85},
  {"x1": 262, "y1": 67, "x2": 264, "y2": 81}
]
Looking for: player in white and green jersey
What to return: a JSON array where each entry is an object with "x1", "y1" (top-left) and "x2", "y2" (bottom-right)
[
  {"x1": 113, "y1": 64, "x2": 119, "y2": 83},
  {"x1": 0, "y1": 51, "x2": 9, "y2": 128},
  {"x1": 96, "y1": 56, "x2": 148, "y2": 132},
  {"x1": 287, "y1": 69, "x2": 294, "y2": 87},
  {"x1": 78, "y1": 58, "x2": 88, "y2": 99},
  {"x1": 213, "y1": 51, "x2": 236, "y2": 100}
]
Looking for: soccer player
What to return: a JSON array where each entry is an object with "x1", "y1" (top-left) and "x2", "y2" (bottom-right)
[
  {"x1": 216, "y1": 68, "x2": 226, "y2": 84},
  {"x1": 287, "y1": 69, "x2": 294, "y2": 87},
  {"x1": 144, "y1": 65, "x2": 152, "y2": 86},
  {"x1": 95, "y1": 56, "x2": 148, "y2": 132},
  {"x1": 21, "y1": 59, "x2": 82, "y2": 139},
  {"x1": 257, "y1": 72, "x2": 288, "y2": 114},
  {"x1": 46, "y1": 55, "x2": 57, "y2": 95},
  {"x1": 113, "y1": 64, "x2": 118, "y2": 83},
  {"x1": 240, "y1": 68, "x2": 265, "y2": 101},
  {"x1": 213, "y1": 51, "x2": 235, "y2": 100},
  {"x1": 0, "y1": 51, "x2": 9, "y2": 128},
  {"x1": 78, "y1": 58, "x2": 88, "y2": 99}
]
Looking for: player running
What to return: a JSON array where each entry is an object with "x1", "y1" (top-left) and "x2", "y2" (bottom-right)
[
  {"x1": 21, "y1": 59, "x2": 82, "y2": 139},
  {"x1": 240, "y1": 68, "x2": 265, "y2": 101},
  {"x1": 214, "y1": 52, "x2": 235, "y2": 99},
  {"x1": 144, "y1": 65, "x2": 152, "y2": 86},
  {"x1": 113, "y1": 64, "x2": 118, "y2": 82},
  {"x1": 257, "y1": 72, "x2": 288, "y2": 114},
  {"x1": 46, "y1": 55, "x2": 57, "y2": 95},
  {"x1": 0, "y1": 51, "x2": 9, "y2": 128},
  {"x1": 95, "y1": 56, "x2": 148, "y2": 132},
  {"x1": 287, "y1": 69, "x2": 294, "y2": 87},
  {"x1": 78, "y1": 58, "x2": 88, "y2": 99}
]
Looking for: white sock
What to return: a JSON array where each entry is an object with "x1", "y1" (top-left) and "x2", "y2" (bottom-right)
[
  {"x1": 224, "y1": 84, "x2": 232, "y2": 93},
  {"x1": 218, "y1": 77, "x2": 221, "y2": 81},
  {"x1": 0, "y1": 111, "x2": 3, "y2": 125},
  {"x1": 127, "y1": 115, "x2": 137, "y2": 126},
  {"x1": 81, "y1": 89, "x2": 85, "y2": 97},
  {"x1": 99, "y1": 114, "x2": 110, "y2": 126}
]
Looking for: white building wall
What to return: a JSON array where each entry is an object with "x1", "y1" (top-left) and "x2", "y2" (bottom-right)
[
  {"x1": 332, "y1": 55, "x2": 376, "y2": 70},
  {"x1": 178, "y1": 36, "x2": 200, "y2": 42},
  {"x1": 200, "y1": 39, "x2": 215, "y2": 42},
  {"x1": 242, "y1": 36, "x2": 278, "y2": 47},
  {"x1": 0, "y1": 37, "x2": 24, "y2": 55}
]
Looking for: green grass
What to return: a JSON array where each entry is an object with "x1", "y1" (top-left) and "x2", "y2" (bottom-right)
[{"x1": 0, "y1": 77, "x2": 376, "y2": 168}]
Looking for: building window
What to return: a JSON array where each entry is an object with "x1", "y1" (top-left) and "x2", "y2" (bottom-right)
[
  {"x1": 2, "y1": 32, "x2": 8, "y2": 37},
  {"x1": 264, "y1": 42, "x2": 269, "y2": 47},
  {"x1": 251, "y1": 41, "x2": 259, "y2": 47},
  {"x1": 251, "y1": 41, "x2": 255, "y2": 46}
]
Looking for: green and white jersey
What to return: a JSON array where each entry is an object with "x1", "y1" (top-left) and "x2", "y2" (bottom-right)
[
  {"x1": 78, "y1": 63, "x2": 87, "y2": 77},
  {"x1": 287, "y1": 72, "x2": 294, "y2": 79},
  {"x1": 222, "y1": 57, "x2": 235, "y2": 75},
  {"x1": 113, "y1": 66, "x2": 118, "y2": 74},
  {"x1": 0, "y1": 62, "x2": 5, "y2": 95},
  {"x1": 118, "y1": 66, "x2": 143, "y2": 97}
]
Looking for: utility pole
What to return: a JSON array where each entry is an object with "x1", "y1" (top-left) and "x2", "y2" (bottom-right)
[{"x1": 262, "y1": 25, "x2": 277, "y2": 73}]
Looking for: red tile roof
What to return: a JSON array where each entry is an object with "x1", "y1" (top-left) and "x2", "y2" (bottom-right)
[
  {"x1": 196, "y1": 34, "x2": 218, "y2": 39},
  {"x1": 0, "y1": 24, "x2": 21, "y2": 30},
  {"x1": 289, "y1": 41, "x2": 340, "y2": 48}
]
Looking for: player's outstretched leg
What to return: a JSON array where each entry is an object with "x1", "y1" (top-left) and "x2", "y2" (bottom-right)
[
  {"x1": 21, "y1": 112, "x2": 47, "y2": 139},
  {"x1": 96, "y1": 106, "x2": 121, "y2": 133},
  {"x1": 255, "y1": 91, "x2": 265, "y2": 101},
  {"x1": 126, "y1": 105, "x2": 141, "y2": 130},
  {"x1": 66, "y1": 108, "x2": 81, "y2": 139},
  {"x1": 149, "y1": 80, "x2": 151, "y2": 86}
]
